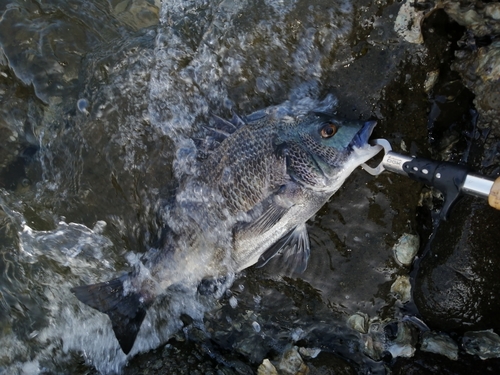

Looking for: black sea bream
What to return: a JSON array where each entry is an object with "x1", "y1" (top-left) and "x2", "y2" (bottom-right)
[{"x1": 72, "y1": 110, "x2": 380, "y2": 354}]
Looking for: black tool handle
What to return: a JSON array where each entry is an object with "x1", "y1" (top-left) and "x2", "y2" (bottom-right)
[{"x1": 402, "y1": 157, "x2": 469, "y2": 219}]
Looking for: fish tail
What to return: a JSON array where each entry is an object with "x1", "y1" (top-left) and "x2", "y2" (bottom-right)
[{"x1": 71, "y1": 275, "x2": 151, "y2": 354}]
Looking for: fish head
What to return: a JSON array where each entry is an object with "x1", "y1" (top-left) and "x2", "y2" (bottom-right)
[{"x1": 278, "y1": 112, "x2": 380, "y2": 192}]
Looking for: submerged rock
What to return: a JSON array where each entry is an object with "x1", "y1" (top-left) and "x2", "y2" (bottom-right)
[
  {"x1": 393, "y1": 233, "x2": 420, "y2": 267},
  {"x1": 363, "y1": 320, "x2": 418, "y2": 361},
  {"x1": 421, "y1": 331, "x2": 459, "y2": 360},
  {"x1": 463, "y1": 330, "x2": 500, "y2": 359},
  {"x1": 386, "y1": 322, "x2": 418, "y2": 359}
]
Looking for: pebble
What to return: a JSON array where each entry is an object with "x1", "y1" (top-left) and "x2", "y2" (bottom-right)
[
  {"x1": 229, "y1": 296, "x2": 238, "y2": 308},
  {"x1": 252, "y1": 321, "x2": 261, "y2": 333},
  {"x1": 77, "y1": 98, "x2": 90, "y2": 115}
]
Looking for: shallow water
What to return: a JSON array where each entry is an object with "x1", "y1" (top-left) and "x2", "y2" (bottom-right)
[{"x1": 1, "y1": 0, "x2": 499, "y2": 374}]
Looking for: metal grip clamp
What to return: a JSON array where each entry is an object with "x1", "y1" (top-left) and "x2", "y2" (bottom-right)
[{"x1": 361, "y1": 139, "x2": 499, "y2": 219}]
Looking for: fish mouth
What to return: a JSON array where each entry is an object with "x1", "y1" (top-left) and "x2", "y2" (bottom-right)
[{"x1": 350, "y1": 120, "x2": 377, "y2": 149}]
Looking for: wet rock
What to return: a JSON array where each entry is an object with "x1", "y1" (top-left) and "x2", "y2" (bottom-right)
[
  {"x1": 394, "y1": 0, "x2": 430, "y2": 44},
  {"x1": 453, "y1": 41, "x2": 500, "y2": 147},
  {"x1": 443, "y1": 1, "x2": 500, "y2": 37},
  {"x1": 447, "y1": 1, "x2": 500, "y2": 168},
  {"x1": 0, "y1": 0, "x2": 494, "y2": 374},
  {"x1": 421, "y1": 331, "x2": 458, "y2": 360},
  {"x1": 414, "y1": 196, "x2": 500, "y2": 332},
  {"x1": 123, "y1": 339, "x2": 221, "y2": 375},
  {"x1": 463, "y1": 330, "x2": 500, "y2": 359},
  {"x1": 393, "y1": 233, "x2": 420, "y2": 266},
  {"x1": 151, "y1": 359, "x2": 163, "y2": 370},
  {"x1": 414, "y1": 0, "x2": 500, "y2": 344}
]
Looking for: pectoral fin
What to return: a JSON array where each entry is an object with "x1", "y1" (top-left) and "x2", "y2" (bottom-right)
[
  {"x1": 256, "y1": 222, "x2": 311, "y2": 273},
  {"x1": 234, "y1": 181, "x2": 301, "y2": 238},
  {"x1": 240, "y1": 203, "x2": 290, "y2": 236}
]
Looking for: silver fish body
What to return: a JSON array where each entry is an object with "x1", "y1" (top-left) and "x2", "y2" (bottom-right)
[{"x1": 71, "y1": 110, "x2": 380, "y2": 354}]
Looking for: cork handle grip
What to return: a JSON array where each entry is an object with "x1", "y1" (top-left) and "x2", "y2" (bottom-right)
[{"x1": 488, "y1": 177, "x2": 500, "y2": 210}]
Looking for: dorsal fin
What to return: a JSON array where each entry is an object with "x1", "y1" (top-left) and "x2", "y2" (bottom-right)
[
  {"x1": 202, "y1": 125, "x2": 231, "y2": 143},
  {"x1": 210, "y1": 112, "x2": 246, "y2": 135},
  {"x1": 228, "y1": 112, "x2": 246, "y2": 128},
  {"x1": 195, "y1": 113, "x2": 247, "y2": 155}
]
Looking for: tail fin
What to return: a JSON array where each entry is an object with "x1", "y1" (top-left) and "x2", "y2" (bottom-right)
[{"x1": 71, "y1": 275, "x2": 151, "y2": 354}]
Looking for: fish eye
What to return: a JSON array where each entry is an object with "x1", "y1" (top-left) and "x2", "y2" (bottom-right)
[{"x1": 320, "y1": 122, "x2": 338, "y2": 139}]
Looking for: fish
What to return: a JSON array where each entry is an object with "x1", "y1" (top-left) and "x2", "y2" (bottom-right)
[{"x1": 71, "y1": 109, "x2": 381, "y2": 354}]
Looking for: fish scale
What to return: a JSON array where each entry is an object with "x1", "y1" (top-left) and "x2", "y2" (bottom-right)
[{"x1": 203, "y1": 122, "x2": 287, "y2": 213}]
